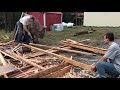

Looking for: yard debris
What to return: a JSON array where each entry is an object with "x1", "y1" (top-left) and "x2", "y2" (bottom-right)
[
  {"x1": 0, "y1": 52, "x2": 15, "y2": 78},
  {"x1": 23, "y1": 44, "x2": 92, "y2": 71},
  {"x1": 74, "y1": 27, "x2": 96, "y2": 36},
  {"x1": 0, "y1": 39, "x2": 107, "y2": 78},
  {"x1": 58, "y1": 68, "x2": 96, "y2": 78},
  {"x1": 74, "y1": 31, "x2": 94, "y2": 36},
  {"x1": 30, "y1": 43, "x2": 96, "y2": 56},
  {"x1": 78, "y1": 70, "x2": 96, "y2": 78}
]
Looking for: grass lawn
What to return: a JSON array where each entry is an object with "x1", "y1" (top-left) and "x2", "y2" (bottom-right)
[
  {"x1": 1, "y1": 26, "x2": 120, "y2": 47},
  {"x1": 42, "y1": 26, "x2": 120, "y2": 47},
  {"x1": 0, "y1": 30, "x2": 12, "y2": 42}
]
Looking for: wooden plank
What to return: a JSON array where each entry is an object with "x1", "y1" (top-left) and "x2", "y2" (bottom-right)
[
  {"x1": 74, "y1": 31, "x2": 93, "y2": 36},
  {"x1": 30, "y1": 43, "x2": 96, "y2": 56},
  {"x1": 0, "y1": 50, "x2": 46, "y2": 70},
  {"x1": 0, "y1": 50, "x2": 32, "y2": 77},
  {"x1": 7, "y1": 61, "x2": 29, "y2": 77},
  {"x1": 42, "y1": 65, "x2": 72, "y2": 78},
  {"x1": 0, "y1": 52, "x2": 8, "y2": 78},
  {"x1": 0, "y1": 64, "x2": 15, "y2": 77},
  {"x1": 78, "y1": 43, "x2": 107, "y2": 51},
  {"x1": 0, "y1": 53, "x2": 7, "y2": 65},
  {"x1": 0, "y1": 53, "x2": 15, "y2": 78},
  {"x1": 13, "y1": 67, "x2": 38, "y2": 78},
  {"x1": 80, "y1": 58, "x2": 97, "y2": 62},
  {"x1": 0, "y1": 50, "x2": 19, "y2": 60},
  {"x1": 4, "y1": 40, "x2": 14, "y2": 45},
  {"x1": 60, "y1": 41, "x2": 106, "y2": 55},
  {"x1": 26, "y1": 46, "x2": 72, "y2": 59},
  {"x1": 8, "y1": 66, "x2": 34, "y2": 78},
  {"x1": 0, "y1": 40, "x2": 14, "y2": 46},
  {"x1": 79, "y1": 39, "x2": 90, "y2": 43},
  {"x1": 23, "y1": 44, "x2": 91, "y2": 71},
  {"x1": 26, "y1": 63, "x2": 69, "y2": 78},
  {"x1": 30, "y1": 43, "x2": 71, "y2": 49},
  {"x1": 61, "y1": 39, "x2": 107, "y2": 51},
  {"x1": 25, "y1": 52, "x2": 45, "y2": 59}
]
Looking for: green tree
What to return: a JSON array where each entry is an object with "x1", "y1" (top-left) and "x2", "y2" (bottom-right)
[
  {"x1": 0, "y1": 12, "x2": 22, "y2": 32},
  {"x1": 62, "y1": 12, "x2": 76, "y2": 23}
]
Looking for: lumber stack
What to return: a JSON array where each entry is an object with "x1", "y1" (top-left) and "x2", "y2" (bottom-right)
[{"x1": 60, "y1": 39, "x2": 107, "y2": 55}]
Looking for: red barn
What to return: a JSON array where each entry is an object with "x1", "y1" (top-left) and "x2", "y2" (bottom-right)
[{"x1": 26, "y1": 12, "x2": 63, "y2": 31}]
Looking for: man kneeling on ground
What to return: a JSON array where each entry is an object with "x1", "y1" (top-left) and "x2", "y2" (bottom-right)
[{"x1": 91, "y1": 32, "x2": 120, "y2": 78}]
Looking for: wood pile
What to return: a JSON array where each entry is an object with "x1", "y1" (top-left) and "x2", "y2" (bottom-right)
[
  {"x1": 0, "y1": 39, "x2": 106, "y2": 78},
  {"x1": 60, "y1": 39, "x2": 107, "y2": 55}
]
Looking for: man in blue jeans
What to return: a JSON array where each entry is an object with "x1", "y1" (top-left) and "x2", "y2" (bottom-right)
[
  {"x1": 18, "y1": 14, "x2": 35, "y2": 44},
  {"x1": 12, "y1": 14, "x2": 35, "y2": 52},
  {"x1": 91, "y1": 32, "x2": 120, "y2": 78}
]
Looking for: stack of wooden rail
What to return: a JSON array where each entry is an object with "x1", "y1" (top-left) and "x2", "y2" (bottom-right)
[
  {"x1": 0, "y1": 39, "x2": 107, "y2": 78},
  {"x1": 60, "y1": 39, "x2": 107, "y2": 55}
]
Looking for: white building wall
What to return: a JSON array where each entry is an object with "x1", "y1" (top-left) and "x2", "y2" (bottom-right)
[{"x1": 84, "y1": 12, "x2": 120, "y2": 27}]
